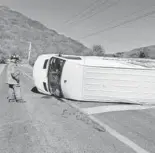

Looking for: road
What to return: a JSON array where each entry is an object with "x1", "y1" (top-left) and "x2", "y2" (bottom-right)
[{"x1": 0, "y1": 64, "x2": 155, "y2": 153}]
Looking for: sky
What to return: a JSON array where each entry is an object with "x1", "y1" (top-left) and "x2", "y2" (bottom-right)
[{"x1": 0, "y1": 0, "x2": 155, "y2": 53}]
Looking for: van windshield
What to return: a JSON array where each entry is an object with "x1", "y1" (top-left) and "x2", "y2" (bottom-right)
[{"x1": 48, "y1": 57, "x2": 65, "y2": 96}]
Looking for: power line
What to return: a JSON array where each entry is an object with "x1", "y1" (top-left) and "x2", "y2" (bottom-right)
[
  {"x1": 68, "y1": 0, "x2": 120, "y2": 27},
  {"x1": 94, "y1": 4, "x2": 155, "y2": 30},
  {"x1": 64, "y1": 0, "x2": 103, "y2": 24},
  {"x1": 80, "y1": 9, "x2": 155, "y2": 39},
  {"x1": 67, "y1": 0, "x2": 109, "y2": 25}
]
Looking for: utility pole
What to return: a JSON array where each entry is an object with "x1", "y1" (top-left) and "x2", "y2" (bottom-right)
[{"x1": 28, "y1": 42, "x2": 31, "y2": 64}]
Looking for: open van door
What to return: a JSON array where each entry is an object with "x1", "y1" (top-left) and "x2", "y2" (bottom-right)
[
  {"x1": 47, "y1": 56, "x2": 65, "y2": 97},
  {"x1": 33, "y1": 55, "x2": 52, "y2": 95}
]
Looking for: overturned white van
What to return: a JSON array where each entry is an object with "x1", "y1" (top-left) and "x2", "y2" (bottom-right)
[{"x1": 33, "y1": 54, "x2": 155, "y2": 104}]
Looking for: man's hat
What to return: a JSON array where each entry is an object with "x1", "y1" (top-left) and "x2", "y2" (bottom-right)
[{"x1": 10, "y1": 54, "x2": 19, "y2": 60}]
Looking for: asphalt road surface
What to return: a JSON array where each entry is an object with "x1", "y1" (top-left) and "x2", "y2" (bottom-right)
[{"x1": 0, "y1": 64, "x2": 155, "y2": 153}]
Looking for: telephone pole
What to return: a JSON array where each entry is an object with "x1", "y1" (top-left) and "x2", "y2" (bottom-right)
[{"x1": 28, "y1": 42, "x2": 31, "y2": 64}]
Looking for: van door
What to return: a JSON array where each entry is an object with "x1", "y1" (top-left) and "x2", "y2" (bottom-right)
[{"x1": 47, "y1": 57, "x2": 65, "y2": 96}]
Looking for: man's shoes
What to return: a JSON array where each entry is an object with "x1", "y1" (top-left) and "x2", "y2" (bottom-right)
[
  {"x1": 8, "y1": 99, "x2": 16, "y2": 102},
  {"x1": 16, "y1": 99, "x2": 26, "y2": 103}
]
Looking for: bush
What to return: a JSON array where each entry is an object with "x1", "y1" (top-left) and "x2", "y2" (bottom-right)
[
  {"x1": 92, "y1": 45, "x2": 105, "y2": 56},
  {"x1": 139, "y1": 51, "x2": 146, "y2": 58},
  {"x1": 0, "y1": 58, "x2": 6, "y2": 64},
  {"x1": 0, "y1": 54, "x2": 7, "y2": 64}
]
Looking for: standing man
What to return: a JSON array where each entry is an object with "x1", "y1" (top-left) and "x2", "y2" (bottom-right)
[{"x1": 6, "y1": 54, "x2": 25, "y2": 103}]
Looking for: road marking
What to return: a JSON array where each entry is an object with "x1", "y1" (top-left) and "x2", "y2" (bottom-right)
[
  {"x1": 23, "y1": 70, "x2": 150, "y2": 153},
  {"x1": 21, "y1": 64, "x2": 33, "y2": 70},
  {"x1": 0, "y1": 64, "x2": 5, "y2": 76},
  {"x1": 20, "y1": 70, "x2": 33, "y2": 80},
  {"x1": 82, "y1": 105, "x2": 155, "y2": 115}
]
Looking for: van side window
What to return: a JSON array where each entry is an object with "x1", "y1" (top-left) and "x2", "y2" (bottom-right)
[{"x1": 43, "y1": 59, "x2": 48, "y2": 69}]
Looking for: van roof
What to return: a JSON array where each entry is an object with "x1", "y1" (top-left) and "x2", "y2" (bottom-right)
[
  {"x1": 39, "y1": 54, "x2": 155, "y2": 70},
  {"x1": 83, "y1": 57, "x2": 155, "y2": 69},
  {"x1": 66, "y1": 56, "x2": 155, "y2": 69}
]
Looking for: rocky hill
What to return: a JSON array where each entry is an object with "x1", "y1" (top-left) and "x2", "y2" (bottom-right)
[
  {"x1": 0, "y1": 6, "x2": 91, "y2": 64},
  {"x1": 114, "y1": 45, "x2": 155, "y2": 59}
]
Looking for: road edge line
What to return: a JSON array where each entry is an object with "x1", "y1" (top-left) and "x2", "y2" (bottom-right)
[
  {"x1": 0, "y1": 64, "x2": 6, "y2": 76},
  {"x1": 20, "y1": 70, "x2": 33, "y2": 80}
]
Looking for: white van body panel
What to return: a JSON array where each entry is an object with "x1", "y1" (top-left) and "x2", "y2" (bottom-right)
[
  {"x1": 33, "y1": 54, "x2": 155, "y2": 104},
  {"x1": 82, "y1": 66, "x2": 155, "y2": 104}
]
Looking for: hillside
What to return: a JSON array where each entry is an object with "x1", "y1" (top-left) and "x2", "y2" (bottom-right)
[
  {"x1": 114, "y1": 45, "x2": 155, "y2": 59},
  {"x1": 0, "y1": 6, "x2": 91, "y2": 64}
]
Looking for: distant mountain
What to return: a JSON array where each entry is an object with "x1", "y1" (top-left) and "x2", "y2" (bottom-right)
[
  {"x1": 0, "y1": 6, "x2": 91, "y2": 64},
  {"x1": 114, "y1": 45, "x2": 155, "y2": 59}
]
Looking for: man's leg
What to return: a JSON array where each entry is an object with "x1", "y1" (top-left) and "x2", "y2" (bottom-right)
[
  {"x1": 8, "y1": 84, "x2": 16, "y2": 102},
  {"x1": 14, "y1": 84, "x2": 25, "y2": 103}
]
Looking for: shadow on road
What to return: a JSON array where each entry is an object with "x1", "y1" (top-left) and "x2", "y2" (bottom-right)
[
  {"x1": 31, "y1": 86, "x2": 40, "y2": 94},
  {"x1": 31, "y1": 86, "x2": 64, "y2": 102},
  {"x1": 41, "y1": 95, "x2": 64, "y2": 102},
  {"x1": 31, "y1": 87, "x2": 139, "y2": 105},
  {"x1": 64, "y1": 98, "x2": 141, "y2": 105}
]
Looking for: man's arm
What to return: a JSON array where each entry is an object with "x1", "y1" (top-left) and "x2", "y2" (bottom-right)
[{"x1": 11, "y1": 66, "x2": 20, "y2": 83}]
